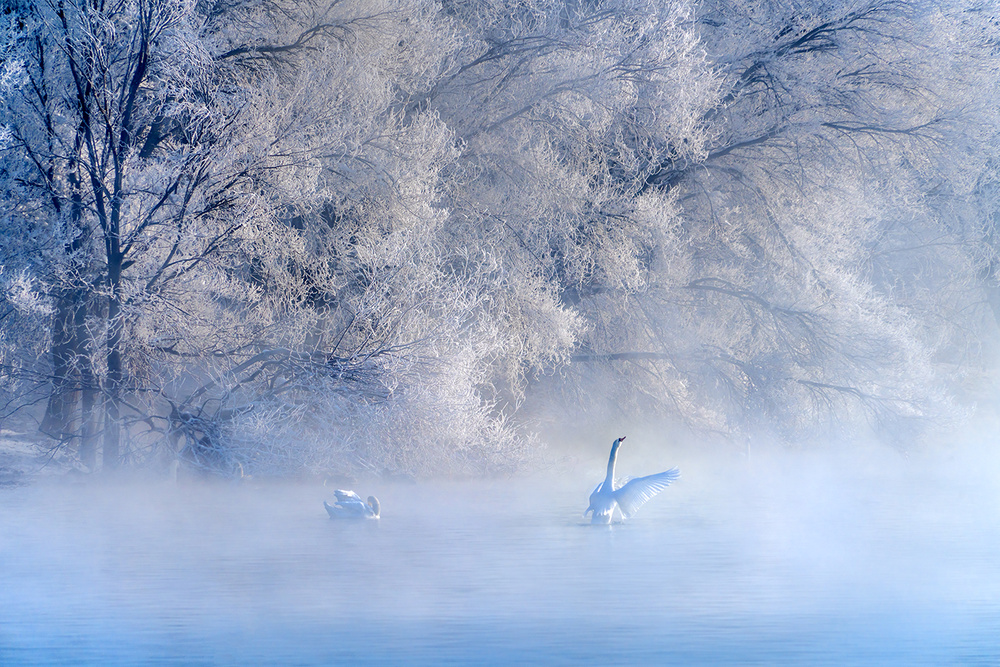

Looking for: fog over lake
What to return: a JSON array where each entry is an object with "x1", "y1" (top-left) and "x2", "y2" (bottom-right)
[
  {"x1": 3, "y1": 0, "x2": 1000, "y2": 663},
  {"x1": 3, "y1": 429, "x2": 998, "y2": 665}
]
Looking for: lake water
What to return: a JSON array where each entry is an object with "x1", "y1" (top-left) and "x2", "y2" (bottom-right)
[{"x1": 1, "y1": 445, "x2": 999, "y2": 665}]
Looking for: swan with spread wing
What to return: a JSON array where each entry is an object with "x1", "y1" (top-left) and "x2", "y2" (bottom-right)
[{"x1": 585, "y1": 436, "x2": 680, "y2": 524}]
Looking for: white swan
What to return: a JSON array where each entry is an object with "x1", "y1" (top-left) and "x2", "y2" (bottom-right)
[
  {"x1": 585, "y1": 436, "x2": 680, "y2": 524},
  {"x1": 324, "y1": 489, "x2": 380, "y2": 519}
]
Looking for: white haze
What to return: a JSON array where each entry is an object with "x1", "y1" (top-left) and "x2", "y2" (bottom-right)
[
  {"x1": 2, "y1": 420, "x2": 999, "y2": 664},
  {"x1": 2, "y1": 0, "x2": 999, "y2": 661}
]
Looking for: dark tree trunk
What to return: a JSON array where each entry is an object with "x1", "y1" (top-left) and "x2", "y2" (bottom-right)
[
  {"x1": 40, "y1": 292, "x2": 80, "y2": 440},
  {"x1": 103, "y1": 259, "x2": 123, "y2": 469},
  {"x1": 76, "y1": 295, "x2": 99, "y2": 470}
]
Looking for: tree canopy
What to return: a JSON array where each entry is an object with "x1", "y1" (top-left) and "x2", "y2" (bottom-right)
[{"x1": 1, "y1": 0, "x2": 998, "y2": 476}]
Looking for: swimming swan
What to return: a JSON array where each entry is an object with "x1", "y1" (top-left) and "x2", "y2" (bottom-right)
[
  {"x1": 585, "y1": 436, "x2": 679, "y2": 524},
  {"x1": 324, "y1": 489, "x2": 380, "y2": 519}
]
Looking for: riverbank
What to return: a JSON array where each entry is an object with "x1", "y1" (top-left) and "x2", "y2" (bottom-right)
[{"x1": 0, "y1": 430, "x2": 78, "y2": 487}]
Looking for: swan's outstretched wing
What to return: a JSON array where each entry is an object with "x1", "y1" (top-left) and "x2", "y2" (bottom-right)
[{"x1": 613, "y1": 468, "x2": 680, "y2": 518}]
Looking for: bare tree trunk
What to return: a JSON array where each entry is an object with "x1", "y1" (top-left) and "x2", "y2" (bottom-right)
[
  {"x1": 80, "y1": 382, "x2": 99, "y2": 469},
  {"x1": 103, "y1": 260, "x2": 123, "y2": 469},
  {"x1": 40, "y1": 293, "x2": 79, "y2": 440},
  {"x1": 76, "y1": 296, "x2": 99, "y2": 470}
]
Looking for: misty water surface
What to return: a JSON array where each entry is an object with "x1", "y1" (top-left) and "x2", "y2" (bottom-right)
[{"x1": 1, "y1": 442, "x2": 999, "y2": 665}]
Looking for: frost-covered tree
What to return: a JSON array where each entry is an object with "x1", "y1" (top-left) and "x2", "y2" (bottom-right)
[
  {"x1": 437, "y1": 0, "x2": 1000, "y2": 448},
  {"x1": 650, "y1": 0, "x2": 1000, "y2": 444},
  {"x1": 419, "y1": 0, "x2": 723, "y2": 407},
  {"x1": 0, "y1": 0, "x2": 578, "y2": 476},
  {"x1": 2, "y1": 0, "x2": 998, "y2": 478},
  {"x1": 0, "y1": 0, "x2": 316, "y2": 467}
]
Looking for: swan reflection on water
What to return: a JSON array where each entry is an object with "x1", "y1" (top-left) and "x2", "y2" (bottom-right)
[
  {"x1": 324, "y1": 489, "x2": 381, "y2": 519},
  {"x1": 585, "y1": 436, "x2": 680, "y2": 524}
]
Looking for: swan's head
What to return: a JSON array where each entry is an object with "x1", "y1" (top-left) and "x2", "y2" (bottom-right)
[
  {"x1": 367, "y1": 496, "x2": 381, "y2": 517},
  {"x1": 613, "y1": 435, "x2": 626, "y2": 449}
]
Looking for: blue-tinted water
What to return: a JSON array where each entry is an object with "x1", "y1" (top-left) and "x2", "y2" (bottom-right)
[{"x1": 1, "y1": 447, "x2": 998, "y2": 665}]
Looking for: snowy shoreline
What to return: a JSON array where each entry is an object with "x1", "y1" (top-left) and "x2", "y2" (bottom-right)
[{"x1": 0, "y1": 433, "x2": 76, "y2": 487}]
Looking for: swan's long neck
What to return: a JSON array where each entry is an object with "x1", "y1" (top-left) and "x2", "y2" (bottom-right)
[{"x1": 604, "y1": 439, "x2": 621, "y2": 490}]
